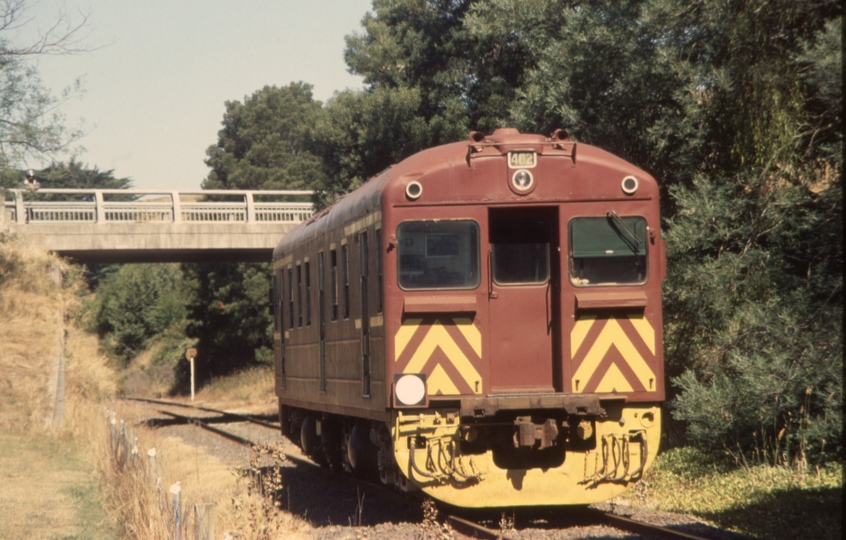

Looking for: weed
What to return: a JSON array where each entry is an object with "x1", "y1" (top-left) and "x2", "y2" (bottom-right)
[{"x1": 618, "y1": 448, "x2": 843, "y2": 540}]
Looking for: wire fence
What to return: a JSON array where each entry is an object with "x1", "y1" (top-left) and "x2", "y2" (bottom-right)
[{"x1": 106, "y1": 409, "x2": 215, "y2": 540}]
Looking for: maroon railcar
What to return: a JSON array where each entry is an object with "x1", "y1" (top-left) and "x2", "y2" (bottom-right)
[{"x1": 272, "y1": 128, "x2": 665, "y2": 507}]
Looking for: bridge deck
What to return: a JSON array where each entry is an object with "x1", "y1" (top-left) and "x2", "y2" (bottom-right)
[{"x1": 2, "y1": 189, "x2": 314, "y2": 263}]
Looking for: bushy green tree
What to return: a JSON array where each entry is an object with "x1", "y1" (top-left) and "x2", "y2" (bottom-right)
[
  {"x1": 182, "y1": 262, "x2": 273, "y2": 380},
  {"x1": 345, "y1": 0, "x2": 843, "y2": 462},
  {"x1": 203, "y1": 82, "x2": 325, "y2": 191},
  {"x1": 91, "y1": 264, "x2": 190, "y2": 365},
  {"x1": 308, "y1": 86, "x2": 466, "y2": 206},
  {"x1": 1, "y1": 159, "x2": 132, "y2": 194},
  {"x1": 196, "y1": 84, "x2": 322, "y2": 380},
  {"x1": 666, "y1": 173, "x2": 842, "y2": 463}
]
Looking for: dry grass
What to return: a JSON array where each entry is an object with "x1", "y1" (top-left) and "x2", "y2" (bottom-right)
[
  {"x1": 0, "y1": 235, "x2": 119, "y2": 537},
  {"x1": 104, "y1": 402, "x2": 311, "y2": 539},
  {"x1": 199, "y1": 365, "x2": 276, "y2": 401},
  {"x1": 196, "y1": 365, "x2": 277, "y2": 413},
  {"x1": 1, "y1": 236, "x2": 72, "y2": 431},
  {"x1": 100, "y1": 406, "x2": 240, "y2": 539},
  {"x1": 122, "y1": 343, "x2": 177, "y2": 398},
  {"x1": 0, "y1": 236, "x2": 311, "y2": 538}
]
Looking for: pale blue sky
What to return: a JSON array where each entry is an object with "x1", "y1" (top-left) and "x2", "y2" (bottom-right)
[{"x1": 21, "y1": 0, "x2": 372, "y2": 190}]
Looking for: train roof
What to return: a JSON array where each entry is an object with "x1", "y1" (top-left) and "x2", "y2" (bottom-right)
[{"x1": 273, "y1": 129, "x2": 656, "y2": 260}]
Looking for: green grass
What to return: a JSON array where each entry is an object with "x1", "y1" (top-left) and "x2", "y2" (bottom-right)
[{"x1": 619, "y1": 447, "x2": 843, "y2": 540}]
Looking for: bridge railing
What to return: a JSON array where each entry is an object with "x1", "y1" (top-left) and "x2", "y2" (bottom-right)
[{"x1": 2, "y1": 189, "x2": 314, "y2": 225}]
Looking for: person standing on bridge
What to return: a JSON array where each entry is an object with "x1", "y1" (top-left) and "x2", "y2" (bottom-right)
[{"x1": 24, "y1": 169, "x2": 40, "y2": 190}]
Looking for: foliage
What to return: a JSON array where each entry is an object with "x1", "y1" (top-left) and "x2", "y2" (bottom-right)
[
  {"x1": 203, "y1": 82, "x2": 325, "y2": 191},
  {"x1": 619, "y1": 447, "x2": 843, "y2": 540},
  {"x1": 181, "y1": 262, "x2": 273, "y2": 384},
  {"x1": 666, "y1": 175, "x2": 842, "y2": 463},
  {"x1": 190, "y1": 0, "x2": 843, "y2": 463},
  {"x1": 344, "y1": 0, "x2": 524, "y2": 131},
  {"x1": 0, "y1": 0, "x2": 87, "y2": 170},
  {"x1": 341, "y1": 0, "x2": 843, "y2": 463},
  {"x1": 89, "y1": 264, "x2": 190, "y2": 366},
  {"x1": 1, "y1": 159, "x2": 132, "y2": 194},
  {"x1": 198, "y1": 84, "x2": 321, "y2": 383},
  {"x1": 308, "y1": 85, "x2": 465, "y2": 206}
]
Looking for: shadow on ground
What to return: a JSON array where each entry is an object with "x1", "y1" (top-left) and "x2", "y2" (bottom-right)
[{"x1": 702, "y1": 485, "x2": 842, "y2": 540}]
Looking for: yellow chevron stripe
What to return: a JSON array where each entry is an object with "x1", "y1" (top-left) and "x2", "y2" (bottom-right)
[
  {"x1": 403, "y1": 319, "x2": 482, "y2": 394},
  {"x1": 428, "y1": 364, "x2": 460, "y2": 395},
  {"x1": 395, "y1": 318, "x2": 422, "y2": 361},
  {"x1": 628, "y1": 314, "x2": 655, "y2": 354},
  {"x1": 572, "y1": 318, "x2": 655, "y2": 392},
  {"x1": 571, "y1": 314, "x2": 597, "y2": 356},
  {"x1": 453, "y1": 317, "x2": 482, "y2": 357},
  {"x1": 594, "y1": 363, "x2": 634, "y2": 393}
]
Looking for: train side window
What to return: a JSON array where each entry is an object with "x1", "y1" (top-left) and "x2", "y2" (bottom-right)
[
  {"x1": 569, "y1": 215, "x2": 647, "y2": 286},
  {"x1": 341, "y1": 243, "x2": 350, "y2": 319},
  {"x1": 397, "y1": 220, "x2": 480, "y2": 290},
  {"x1": 296, "y1": 263, "x2": 303, "y2": 327},
  {"x1": 287, "y1": 267, "x2": 294, "y2": 330},
  {"x1": 330, "y1": 249, "x2": 338, "y2": 321},
  {"x1": 305, "y1": 261, "x2": 312, "y2": 326}
]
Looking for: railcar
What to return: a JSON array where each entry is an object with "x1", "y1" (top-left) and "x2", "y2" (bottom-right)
[{"x1": 271, "y1": 128, "x2": 665, "y2": 507}]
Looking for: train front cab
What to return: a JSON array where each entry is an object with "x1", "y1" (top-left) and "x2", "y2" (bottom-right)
[{"x1": 382, "y1": 131, "x2": 665, "y2": 507}]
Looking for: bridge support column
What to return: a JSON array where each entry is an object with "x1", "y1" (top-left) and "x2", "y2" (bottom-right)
[
  {"x1": 15, "y1": 190, "x2": 26, "y2": 224},
  {"x1": 95, "y1": 191, "x2": 105, "y2": 223},
  {"x1": 171, "y1": 192, "x2": 182, "y2": 223},
  {"x1": 246, "y1": 192, "x2": 256, "y2": 222}
]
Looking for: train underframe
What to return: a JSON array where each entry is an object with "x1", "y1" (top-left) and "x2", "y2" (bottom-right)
[{"x1": 280, "y1": 395, "x2": 661, "y2": 507}]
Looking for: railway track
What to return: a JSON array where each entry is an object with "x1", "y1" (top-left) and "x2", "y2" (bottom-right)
[{"x1": 127, "y1": 396, "x2": 719, "y2": 540}]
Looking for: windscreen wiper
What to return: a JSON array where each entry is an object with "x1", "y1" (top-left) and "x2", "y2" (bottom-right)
[{"x1": 606, "y1": 211, "x2": 643, "y2": 253}]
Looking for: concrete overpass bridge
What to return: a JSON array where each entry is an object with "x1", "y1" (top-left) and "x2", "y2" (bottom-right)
[{"x1": 1, "y1": 188, "x2": 313, "y2": 264}]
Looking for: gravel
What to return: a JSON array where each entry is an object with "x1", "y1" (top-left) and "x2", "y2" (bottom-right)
[{"x1": 129, "y1": 399, "x2": 750, "y2": 540}]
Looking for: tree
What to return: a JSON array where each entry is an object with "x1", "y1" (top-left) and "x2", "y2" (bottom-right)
[
  {"x1": 90, "y1": 264, "x2": 190, "y2": 366},
  {"x1": 342, "y1": 0, "x2": 843, "y2": 462},
  {"x1": 203, "y1": 82, "x2": 325, "y2": 191},
  {"x1": 0, "y1": 159, "x2": 132, "y2": 190},
  {"x1": 182, "y1": 262, "x2": 274, "y2": 379},
  {"x1": 196, "y1": 83, "x2": 324, "y2": 382},
  {"x1": 307, "y1": 85, "x2": 466, "y2": 206},
  {"x1": 344, "y1": 0, "x2": 523, "y2": 132},
  {"x1": 1, "y1": 0, "x2": 88, "y2": 170}
]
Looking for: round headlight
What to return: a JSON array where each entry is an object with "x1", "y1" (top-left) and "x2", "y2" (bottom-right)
[
  {"x1": 395, "y1": 374, "x2": 426, "y2": 406},
  {"x1": 406, "y1": 181, "x2": 423, "y2": 200},
  {"x1": 622, "y1": 175, "x2": 639, "y2": 195}
]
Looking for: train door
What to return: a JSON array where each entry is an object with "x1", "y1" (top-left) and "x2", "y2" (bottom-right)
[{"x1": 487, "y1": 207, "x2": 561, "y2": 393}]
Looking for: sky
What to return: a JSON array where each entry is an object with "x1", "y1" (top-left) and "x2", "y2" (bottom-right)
[{"x1": 19, "y1": 0, "x2": 372, "y2": 191}]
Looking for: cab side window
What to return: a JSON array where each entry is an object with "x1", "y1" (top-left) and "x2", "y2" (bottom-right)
[{"x1": 569, "y1": 215, "x2": 647, "y2": 285}]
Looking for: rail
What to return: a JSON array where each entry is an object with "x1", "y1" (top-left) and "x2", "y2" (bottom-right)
[{"x1": 2, "y1": 189, "x2": 314, "y2": 225}]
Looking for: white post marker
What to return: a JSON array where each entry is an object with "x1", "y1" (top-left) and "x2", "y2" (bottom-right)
[{"x1": 186, "y1": 348, "x2": 198, "y2": 401}]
